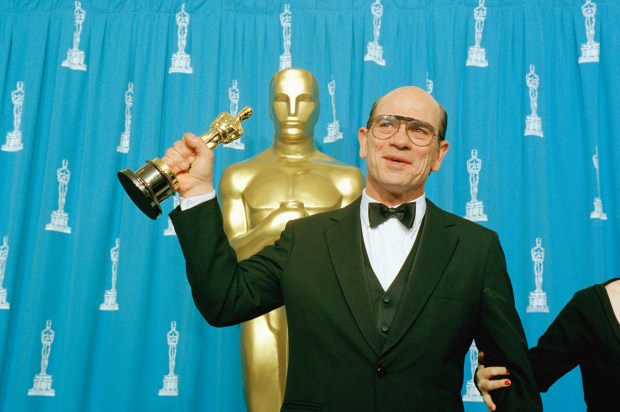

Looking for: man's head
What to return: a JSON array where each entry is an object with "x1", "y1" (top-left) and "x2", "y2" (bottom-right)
[
  {"x1": 365, "y1": 92, "x2": 448, "y2": 141},
  {"x1": 358, "y1": 86, "x2": 449, "y2": 204},
  {"x1": 269, "y1": 68, "x2": 320, "y2": 139}
]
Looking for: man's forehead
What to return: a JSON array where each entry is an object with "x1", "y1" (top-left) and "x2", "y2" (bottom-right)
[{"x1": 376, "y1": 88, "x2": 441, "y2": 120}]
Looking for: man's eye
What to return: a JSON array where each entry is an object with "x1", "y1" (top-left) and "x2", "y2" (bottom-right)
[{"x1": 410, "y1": 124, "x2": 431, "y2": 136}]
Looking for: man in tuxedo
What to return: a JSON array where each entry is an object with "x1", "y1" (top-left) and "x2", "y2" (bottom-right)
[{"x1": 163, "y1": 84, "x2": 542, "y2": 411}]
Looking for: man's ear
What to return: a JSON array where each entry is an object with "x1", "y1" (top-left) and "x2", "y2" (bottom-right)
[
  {"x1": 431, "y1": 140, "x2": 449, "y2": 172},
  {"x1": 358, "y1": 128, "x2": 368, "y2": 159}
]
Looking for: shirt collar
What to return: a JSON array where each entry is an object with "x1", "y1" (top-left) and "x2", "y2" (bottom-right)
[{"x1": 360, "y1": 189, "x2": 426, "y2": 229}]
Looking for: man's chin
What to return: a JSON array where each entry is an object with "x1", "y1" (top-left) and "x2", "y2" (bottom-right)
[{"x1": 377, "y1": 177, "x2": 423, "y2": 198}]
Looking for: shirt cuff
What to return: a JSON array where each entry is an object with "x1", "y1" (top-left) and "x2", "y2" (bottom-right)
[{"x1": 179, "y1": 191, "x2": 216, "y2": 211}]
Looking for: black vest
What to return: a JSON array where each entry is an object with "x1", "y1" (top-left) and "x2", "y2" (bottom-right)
[{"x1": 361, "y1": 220, "x2": 424, "y2": 349}]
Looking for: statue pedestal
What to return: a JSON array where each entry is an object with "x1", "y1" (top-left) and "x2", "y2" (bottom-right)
[
  {"x1": 46, "y1": 210, "x2": 71, "y2": 234},
  {"x1": 590, "y1": 197, "x2": 607, "y2": 220},
  {"x1": 0, "y1": 288, "x2": 9, "y2": 309},
  {"x1": 526, "y1": 290, "x2": 549, "y2": 313},
  {"x1": 61, "y1": 49, "x2": 87, "y2": 71},
  {"x1": 117, "y1": 131, "x2": 130, "y2": 153},
  {"x1": 158, "y1": 374, "x2": 178, "y2": 396},
  {"x1": 323, "y1": 121, "x2": 343, "y2": 143},
  {"x1": 466, "y1": 46, "x2": 488, "y2": 67},
  {"x1": 525, "y1": 114, "x2": 543, "y2": 137},
  {"x1": 364, "y1": 42, "x2": 386, "y2": 66},
  {"x1": 164, "y1": 219, "x2": 177, "y2": 236},
  {"x1": 28, "y1": 374, "x2": 55, "y2": 396},
  {"x1": 2, "y1": 130, "x2": 23, "y2": 152},
  {"x1": 465, "y1": 200, "x2": 487, "y2": 222},
  {"x1": 169, "y1": 52, "x2": 193, "y2": 74},
  {"x1": 462, "y1": 380, "x2": 483, "y2": 402},
  {"x1": 100, "y1": 289, "x2": 118, "y2": 311},
  {"x1": 579, "y1": 41, "x2": 600, "y2": 63}
]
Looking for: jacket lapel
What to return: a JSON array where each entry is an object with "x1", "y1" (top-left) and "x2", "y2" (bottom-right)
[
  {"x1": 325, "y1": 199, "x2": 384, "y2": 355},
  {"x1": 382, "y1": 200, "x2": 459, "y2": 352}
]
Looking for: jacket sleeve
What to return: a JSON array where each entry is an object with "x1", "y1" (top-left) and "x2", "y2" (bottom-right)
[
  {"x1": 169, "y1": 197, "x2": 289, "y2": 326},
  {"x1": 475, "y1": 234, "x2": 543, "y2": 411}
]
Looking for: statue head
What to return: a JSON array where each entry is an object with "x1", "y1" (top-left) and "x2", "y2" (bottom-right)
[{"x1": 269, "y1": 68, "x2": 320, "y2": 140}]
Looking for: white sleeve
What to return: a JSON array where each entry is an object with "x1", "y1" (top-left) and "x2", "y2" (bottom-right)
[{"x1": 179, "y1": 191, "x2": 216, "y2": 211}]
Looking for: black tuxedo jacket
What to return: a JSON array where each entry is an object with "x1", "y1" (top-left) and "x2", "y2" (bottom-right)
[{"x1": 171, "y1": 197, "x2": 542, "y2": 411}]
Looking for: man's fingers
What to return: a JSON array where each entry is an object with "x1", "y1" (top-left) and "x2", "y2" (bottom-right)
[
  {"x1": 173, "y1": 139, "x2": 196, "y2": 160},
  {"x1": 162, "y1": 135, "x2": 202, "y2": 174},
  {"x1": 162, "y1": 146, "x2": 188, "y2": 174}
]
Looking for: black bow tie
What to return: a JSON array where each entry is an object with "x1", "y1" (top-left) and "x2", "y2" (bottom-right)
[{"x1": 368, "y1": 202, "x2": 416, "y2": 229}]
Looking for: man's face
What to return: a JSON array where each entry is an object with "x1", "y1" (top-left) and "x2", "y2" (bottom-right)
[
  {"x1": 358, "y1": 86, "x2": 449, "y2": 203},
  {"x1": 270, "y1": 69, "x2": 319, "y2": 138}
]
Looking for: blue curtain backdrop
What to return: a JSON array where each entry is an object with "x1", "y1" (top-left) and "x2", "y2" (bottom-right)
[{"x1": 0, "y1": 0, "x2": 618, "y2": 411}]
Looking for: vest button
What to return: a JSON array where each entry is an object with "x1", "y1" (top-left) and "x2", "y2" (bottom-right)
[
  {"x1": 382, "y1": 297, "x2": 392, "y2": 304},
  {"x1": 376, "y1": 367, "x2": 387, "y2": 378}
]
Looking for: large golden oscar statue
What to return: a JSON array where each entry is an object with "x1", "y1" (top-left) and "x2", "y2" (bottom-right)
[{"x1": 219, "y1": 68, "x2": 364, "y2": 411}]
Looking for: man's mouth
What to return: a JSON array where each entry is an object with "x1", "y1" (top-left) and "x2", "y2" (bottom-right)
[{"x1": 384, "y1": 155, "x2": 411, "y2": 165}]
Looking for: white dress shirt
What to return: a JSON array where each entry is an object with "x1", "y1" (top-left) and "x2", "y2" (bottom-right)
[
  {"x1": 360, "y1": 189, "x2": 426, "y2": 291},
  {"x1": 179, "y1": 191, "x2": 216, "y2": 211}
]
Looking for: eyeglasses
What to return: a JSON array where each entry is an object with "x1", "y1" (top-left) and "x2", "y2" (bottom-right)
[{"x1": 369, "y1": 115, "x2": 439, "y2": 147}]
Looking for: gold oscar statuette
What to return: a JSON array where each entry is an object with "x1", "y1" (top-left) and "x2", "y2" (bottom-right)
[{"x1": 117, "y1": 106, "x2": 253, "y2": 219}]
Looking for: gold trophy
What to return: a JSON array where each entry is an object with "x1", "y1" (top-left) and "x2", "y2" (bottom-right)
[{"x1": 118, "y1": 106, "x2": 253, "y2": 219}]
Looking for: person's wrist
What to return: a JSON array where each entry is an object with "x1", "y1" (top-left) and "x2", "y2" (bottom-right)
[{"x1": 182, "y1": 184, "x2": 215, "y2": 198}]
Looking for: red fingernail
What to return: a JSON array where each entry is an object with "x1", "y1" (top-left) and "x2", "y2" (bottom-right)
[{"x1": 504, "y1": 379, "x2": 511, "y2": 386}]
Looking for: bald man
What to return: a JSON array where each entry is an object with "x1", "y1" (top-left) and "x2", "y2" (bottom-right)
[{"x1": 165, "y1": 85, "x2": 541, "y2": 411}]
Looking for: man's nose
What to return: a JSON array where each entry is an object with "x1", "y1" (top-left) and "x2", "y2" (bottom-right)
[{"x1": 391, "y1": 123, "x2": 411, "y2": 147}]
